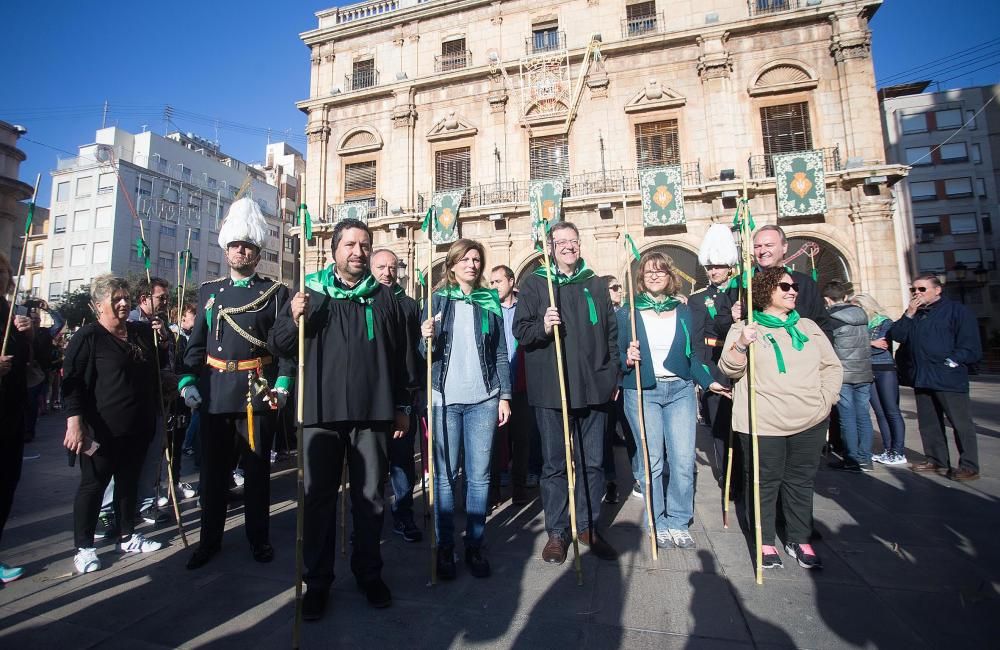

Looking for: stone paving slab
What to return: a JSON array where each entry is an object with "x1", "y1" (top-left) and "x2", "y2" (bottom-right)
[{"x1": 2, "y1": 379, "x2": 999, "y2": 648}]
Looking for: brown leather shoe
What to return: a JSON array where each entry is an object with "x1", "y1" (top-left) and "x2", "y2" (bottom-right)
[
  {"x1": 578, "y1": 529, "x2": 619, "y2": 561},
  {"x1": 541, "y1": 532, "x2": 568, "y2": 564},
  {"x1": 910, "y1": 461, "x2": 947, "y2": 474},
  {"x1": 948, "y1": 467, "x2": 980, "y2": 482}
]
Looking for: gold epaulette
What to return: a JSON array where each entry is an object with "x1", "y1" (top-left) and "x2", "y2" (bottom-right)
[{"x1": 201, "y1": 277, "x2": 228, "y2": 286}]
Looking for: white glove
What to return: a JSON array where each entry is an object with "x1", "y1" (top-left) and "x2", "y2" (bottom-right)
[
  {"x1": 181, "y1": 385, "x2": 203, "y2": 409},
  {"x1": 271, "y1": 389, "x2": 288, "y2": 410}
]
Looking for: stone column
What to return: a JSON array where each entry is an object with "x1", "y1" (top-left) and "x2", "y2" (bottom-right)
[
  {"x1": 696, "y1": 31, "x2": 734, "y2": 179},
  {"x1": 848, "y1": 191, "x2": 904, "y2": 314},
  {"x1": 829, "y1": 11, "x2": 881, "y2": 162},
  {"x1": 391, "y1": 87, "x2": 418, "y2": 211}
]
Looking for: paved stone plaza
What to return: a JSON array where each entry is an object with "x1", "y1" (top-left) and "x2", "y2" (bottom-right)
[{"x1": 1, "y1": 380, "x2": 998, "y2": 649}]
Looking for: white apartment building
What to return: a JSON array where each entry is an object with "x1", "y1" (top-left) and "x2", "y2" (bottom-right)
[
  {"x1": 258, "y1": 141, "x2": 306, "y2": 283},
  {"x1": 882, "y1": 83, "x2": 1000, "y2": 339},
  {"x1": 43, "y1": 127, "x2": 283, "y2": 302}
]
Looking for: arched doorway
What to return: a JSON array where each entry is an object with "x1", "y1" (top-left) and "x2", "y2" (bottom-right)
[
  {"x1": 627, "y1": 243, "x2": 707, "y2": 295},
  {"x1": 515, "y1": 254, "x2": 543, "y2": 287},
  {"x1": 786, "y1": 236, "x2": 851, "y2": 285}
]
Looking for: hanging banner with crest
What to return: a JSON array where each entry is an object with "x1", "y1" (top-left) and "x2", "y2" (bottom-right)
[
  {"x1": 430, "y1": 190, "x2": 463, "y2": 244},
  {"x1": 529, "y1": 179, "x2": 565, "y2": 243},
  {"x1": 640, "y1": 165, "x2": 685, "y2": 226},
  {"x1": 774, "y1": 150, "x2": 827, "y2": 218},
  {"x1": 335, "y1": 202, "x2": 371, "y2": 223}
]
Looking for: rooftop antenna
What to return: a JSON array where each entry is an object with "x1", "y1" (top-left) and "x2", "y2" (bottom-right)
[
  {"x1": 163, "y1": 105, "x2": 174, "y2": 135},
  {"x1": 102, "y1": 100, "x2": 109, "y2": 129}
]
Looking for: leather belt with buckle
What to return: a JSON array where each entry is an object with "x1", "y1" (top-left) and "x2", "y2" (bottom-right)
[{"x1": 206, "y1": 355, "x2": 272, "y2": 373}]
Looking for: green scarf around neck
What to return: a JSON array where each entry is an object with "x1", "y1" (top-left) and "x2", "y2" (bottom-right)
[
  {"x1": 752, "y1": 309, "x2": 809, "y2": 374},
  {"x1": 868, "y1": 314, "x2": 889, "y2": 329},
  {"x1": 533, "y1": 259, "x2": 598, "y2": 325},
  {"x1": 305, "y1": 266, "x2": 380, "y2": 340},
  {"x1": 392, "y1": 284, "x2": 405, "y2": 299},
  {"x1": 631, "y1": 294, "x2": 691, "y2": 358},
  {"x1": 435, "y1": 285, "x2": 501, "y2": 334}
]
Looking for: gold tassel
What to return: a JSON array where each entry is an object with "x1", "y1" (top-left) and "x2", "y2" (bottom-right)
[{"x1": 247, "y1": 401, "x2": 256, "y2": 452}]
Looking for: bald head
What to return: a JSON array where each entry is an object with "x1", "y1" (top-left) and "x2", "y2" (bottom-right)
[{"x1": 371, "y1": 249, "x2": 400, "y2": 287}]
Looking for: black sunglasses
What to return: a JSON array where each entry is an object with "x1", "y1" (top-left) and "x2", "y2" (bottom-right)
[
  {"x1": 778, "y1": 282, "x2": 800, "y2": 292},
  {"x1": 609, "y1": 284, "x2": 622, "y2": 291},
  {"x1": 909, "y1": 287, "x2": 929, "y2": 293}
]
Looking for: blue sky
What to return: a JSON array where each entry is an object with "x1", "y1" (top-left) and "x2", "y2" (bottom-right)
[{"x1": 2, "y1": 0, "x2": 998, "y2": 208}]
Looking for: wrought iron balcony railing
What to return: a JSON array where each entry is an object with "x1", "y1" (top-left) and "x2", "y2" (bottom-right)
[
  {"x1": 525, "y1": 31, "x2": 566, "y2": 56},
  {"x1": 621, "y1": 12, "x2": 663, "y2": 39},
  {"x1": 434, "y1": 50, "x2": 471, "y2": 73},
  {"x1": 345, "y1": 68, "x2": 379, "y2": 91},
  {"x1": 748, "y1": 0, "x2": 801, "y2": 17},
  {"x1": 747, "y1": 146, "x2": 841, "y2": 179},
  {"x1": 325, "y1": 198, "x2": 388, "y2": 221}
]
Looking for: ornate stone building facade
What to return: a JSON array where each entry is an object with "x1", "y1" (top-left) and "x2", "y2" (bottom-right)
[{"x1": 297, "y1": 0, "x2": 908, "y2": 313}]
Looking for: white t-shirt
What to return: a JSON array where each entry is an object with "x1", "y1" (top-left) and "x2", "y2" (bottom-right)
[{"x1": 640, "y1": 311, "x2": 677, "y2": 378}]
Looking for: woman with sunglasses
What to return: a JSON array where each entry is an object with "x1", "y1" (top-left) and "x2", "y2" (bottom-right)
[
  {"x1": 720, "y1": 266, "x2": 842, "y2": 570},
  {"x1": 620, "y1": 252, "x2": 730, "y2": 549},
  {"x1": 421, "y1": 239, "x2": 511, "y2": 580},
  {"x1": 63, "y1": 275, "x2": 164, "y2": 574}
]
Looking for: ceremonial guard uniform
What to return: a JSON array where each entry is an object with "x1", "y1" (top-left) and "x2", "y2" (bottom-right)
[{"x1": 179, "y1": 198, "x2": 293, "y2": 568}]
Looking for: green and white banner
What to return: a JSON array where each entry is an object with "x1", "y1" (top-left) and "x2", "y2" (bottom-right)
[
  {"x1": 640, "y1": 165, "x2": 685, "y2": 226},
  {"x1": 529, "y1": 179, "x2": 565, "y2": 242},
  {"x1": 430, "y1": 190, "x2": 464, "y2": 244},
  {"x1": 335, "y1": 202, "x2": 370, "y2": 223},
  {"x1": 774, "y1": 150, "x2": 827, "y2": 218}
]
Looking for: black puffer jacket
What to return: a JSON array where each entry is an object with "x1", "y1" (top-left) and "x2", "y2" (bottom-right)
[{"x1": 827, "y1": 303, "x2": 873, "y2": 384}]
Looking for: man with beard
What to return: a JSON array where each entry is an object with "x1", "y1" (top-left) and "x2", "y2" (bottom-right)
[
  {"x1": 179, "y1": 197, "x2": 294, "y2": 570},
  {"x1": 269, "y1": 219, "x2": 412, "y2": 619},
  {"x1": 370, "y1": 248, "x2": 423, "y2": 543}
]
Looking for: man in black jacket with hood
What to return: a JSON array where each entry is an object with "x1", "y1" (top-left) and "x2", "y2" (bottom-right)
[{"x1": 513, "y1": 221, "x2": 619, "y2": 565}]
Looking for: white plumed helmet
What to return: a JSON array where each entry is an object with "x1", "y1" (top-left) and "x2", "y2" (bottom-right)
[
  {"x1": 218, "y1": 197, "x2": 268, "y2": 250},
  {"x1": 698, "y1": 223, "x2": 738, "y2": 267}
]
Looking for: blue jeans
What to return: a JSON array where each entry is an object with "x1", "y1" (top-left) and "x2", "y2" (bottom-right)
[
  {"x1": 623, "y1": 379, "x2": 697, "y2": 532},
  {"x1": 869, "y1": 370, "x2": 906, "y2": 454},
  {"x1": 388, "y1": 412, "x2": 418, "y2": 524},
  {"x1": 838, "y1": 382, "x2": 874, "y2": 464},
  {"x1": 433, "y1": 397, "x2": 498, "y2": 548}
]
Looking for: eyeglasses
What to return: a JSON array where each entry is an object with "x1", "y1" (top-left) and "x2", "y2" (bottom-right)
[
  {"x1": 777, "y1": 282, "x2": 800, "y2": 292},
  {"x1": 909, "y1": 286, "x2": 929, "y2": 293},
  {"x1": 609, "y1": 284, "x2": 622, "y2": 291},
  {"x1": 643, "y1": 269, "x2": 669, "y2": 278},
  {"x1": 552, "y1": 239, "x2": 579, "y2": 248}
]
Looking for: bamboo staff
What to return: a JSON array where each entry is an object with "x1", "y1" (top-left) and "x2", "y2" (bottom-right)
[
  {"x1": 2, "y1": 174, "x2": 40, "y2": 357},
  {"x1": 536, "y1": 216, "x2": 583, "y2": 586},
  {"x1": 621, "y1": 193, "x2": 658, "y2": 561},
  {"x1": 737, "y1": 183, "x2": 763, "y2": 585},
  {"x1": 293, "y1": 174, "x2": 308, "y2": 649},
  {"x1": 137, "y1": 219, "x2": 187, "y2": 548},
  {"x1": 721, "y1": 209, "x2": 743, "y2": 530},
  {"x1": 424, "y1": 209, "x2": 438, "y2": 585},
  {"x1": 175, "y1": 228, "x2": 193, "y2": 332}
]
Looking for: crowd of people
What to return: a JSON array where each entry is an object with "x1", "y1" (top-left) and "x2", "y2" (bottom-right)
[{"x1": 0, "y1": 197, "x2": 986, "y2": 621}]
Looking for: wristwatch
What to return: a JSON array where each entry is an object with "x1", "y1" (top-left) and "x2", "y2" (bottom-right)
[{"x1": 732, "y1": 342, "x2": 748, "y2": 354}]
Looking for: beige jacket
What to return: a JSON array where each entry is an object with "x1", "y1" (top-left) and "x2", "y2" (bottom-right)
[{"x1": 720, "y1": 318, "x2": 843, "y2": 437}]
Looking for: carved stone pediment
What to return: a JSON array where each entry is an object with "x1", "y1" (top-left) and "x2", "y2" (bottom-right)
[
  {"x1": 426, "y1": 110, "x2": 478, "y2": 141},
  {"x1": 624, "y1": 81, "x2": 686, "y2": 114}
]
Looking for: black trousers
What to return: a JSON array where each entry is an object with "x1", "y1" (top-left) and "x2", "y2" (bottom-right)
[
  {"x1": 535, "y1": 405, "x2": 607, "y2": 536},
  {"x1": 914, "y1": 388, "x2": 980, "y2": 472},
  {"x1": 198, "y1": 412, "x2": 274, "y2": 551},
  {"x1": 74, "y1": 434, "x2": 150, "y2": 548},
  {"x1": 168, "y1": 408, "x2": 188, "y2": 484},
  {"x1": 0, "y1": 409, "x2": 25, "y2": 547},
  {"x1": 739, "y1": 421, "x2": 826, "y2": 547},
  {"x1": 703, "y1": 390, "x2": 740, "y2": 488},
  {"x1": 507, "y1": 392, "x2": 541, "y2": 488},
  {"x1": 303, "y1": 423, "x2": 389, "y2": 590}
]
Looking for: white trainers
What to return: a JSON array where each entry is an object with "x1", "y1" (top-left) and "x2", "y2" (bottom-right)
[
  {"x1": 884, "y1": 451, "x2": 908, "y2": 466},
  {"x1": 667, "y1": 528, "x2": 696, "y2": 549},
  {"x1": 118, "y1": 533, "x2": 163, "y2": 554},
  {"x1": 232, "y1": 469, "x2": 245, "y2": 487},
  {"x1": 156, "y1": 495, "x2": 169, "y2": 508},
  {"x1": 872, "y1": 451, "x2": 889, "y2": 464},
  {"x1": 630, "y1": 485, "x2": 644, "y2": 500},
  {"x1": 654, "y1": 530, "x2": 674, "y2": 548},
  {"x1": 74, "y1": 547, "x2": 101, "y2": 573},
  {"x1": 177, "y1": 482, "x2": 197, "y2": 499}
]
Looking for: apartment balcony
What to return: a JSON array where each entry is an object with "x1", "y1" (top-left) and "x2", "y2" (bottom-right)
[
  {"x1": 748, "y1": 0, "x2": 802, "y2": 17},
  {"x1": 747, "y1": 146, "x2": 841, "y2": 179},
  {"x1": 621, "y1": 12, "x2": 663, "y2": 39},
  {"x1": 434, "y1": 50, "x2": 471, "y2": 73},
  {"x1": 26, "y1": 259, "x2": 44, "y2": 271},
  {"x1": 325, "y1": 198, "x2": 388, "y2": 222},
  {"x1": 525, "y1": 31, "x2": 566, "y2": 56},
  {"x1": 345, "y1": 69, "x2": 379, "y2": 91}
]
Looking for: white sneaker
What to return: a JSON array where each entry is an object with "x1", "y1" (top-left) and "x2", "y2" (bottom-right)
[
  {"x1": 872, "y1": 451, "x2": 889, "y2": 464},
  {"x1": 233, "y1": 469, "x2": 245, "y2": 487},
  {"x1": 654, "y1": 530, "x2": 674, "y2": 548},
  {"x1": 885, "y1": 451, "x2": 908, "y2": 466},
  {"x1": 156, "y1": 495, "x2": 169, "y2": 508},
  {"x1": 177, "y1": 482, "x2": 197, "y2": 499},
  {"x1": 118, "y1": 533, "x2": 163, "y2": 554},
  {"x1": 667, "y1": 528, "x2": 696, "y2": 549},
  {"x1": 74, "y1": 547, "x2": 101, "y2": 573},
  {"x1": 630, "y1": 485, "x2": 643, "y2": 500}
]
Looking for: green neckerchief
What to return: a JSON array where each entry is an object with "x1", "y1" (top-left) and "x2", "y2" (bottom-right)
[
  {"x1": 869, "y1": 314, "x2": 889, "y2": 329},
  {"x1": 435, "y1": 285, "x2": 502, "y2": 334},
  {"x1": 232, "y1": 276, "x2": 253, "y2": 288},
  {"x1": 392, "y1": 284, "x2": 405, "y2": 299},
  {"x1": 533, "y1": 259, "x2": 598, "y2": 325},
  {"x1": 305, "y1": 267, "x2": 380, "y2": 340},
  {"x1": 752, "y1": 309, "x2": 809, "y2": 374},
  {"x1": 631, "y1": 295, "x2": 692, "y2": 358}
]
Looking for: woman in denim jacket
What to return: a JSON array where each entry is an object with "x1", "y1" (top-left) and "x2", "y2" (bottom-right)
[
  {"x1": 619, "y1": 252, "x2": 729, "y2": 550},
  {"x1": 420, "y1": 239, "x2": 511, "y2": 580}
]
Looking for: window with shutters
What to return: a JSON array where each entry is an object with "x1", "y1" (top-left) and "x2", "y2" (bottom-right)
[
  {"x1": 344, "y1": 161, "x2": 377, "y2": 205},
  {"x1": 529, "y1": 134, "x2": 570, "y2": 180},
  {"x1": 435, "y1": 148, "x2": 471, "y2": 192},
  {"x1": 51, "y1": 248, "x2": 65, "y2": 268},
  {"x1": 635, "y1": 120, "x2": 680, "y2": 168},
  {"x1": 760, "y1": 102, "x2": 813, "y2": 157},
  {"x1": 439, "y1": 38, "x2": 468, "y2": 72}
]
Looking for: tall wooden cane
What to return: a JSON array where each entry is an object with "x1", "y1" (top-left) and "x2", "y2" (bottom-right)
[
  {"x1": 721, "y1": 204, "x2": 745, "y2": 531},
  {"x1": 293, "y1": 174, "x2": 308, "y2": 649},
  {"x1": 737, "y1": 183, "x2": 764, "y2": 585},
  {"x1": 175, "y1": 228, "x2": 193, "y2": 332},
  {"x1": 536, "y1": 218, "x2": 583, "y2": 586},
  {"x1": 424, "y1": 209, "x2": 438, "y2": 585},
  {"x1": 2, "y1": 174, "x2": 40, "y2": 357},
  {"x1": 621, "y1": 194, "x2": 658, "y2": 561},
  {"x1": 137, "y1": 219, "x2": 187, "y2": 548}
]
